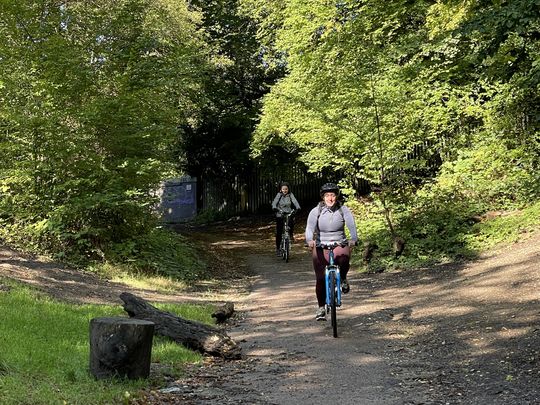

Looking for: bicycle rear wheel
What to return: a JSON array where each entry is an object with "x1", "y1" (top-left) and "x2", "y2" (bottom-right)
[{"x1": 329, "y1": 272, "x2": 338, "y2": 337}]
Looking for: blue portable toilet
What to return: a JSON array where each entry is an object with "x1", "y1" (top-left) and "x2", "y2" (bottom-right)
[{"x1": 158, "y1": 176, "x2": 197, "y2": 223}]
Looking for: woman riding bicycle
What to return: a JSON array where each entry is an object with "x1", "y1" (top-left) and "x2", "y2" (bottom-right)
[
  {"x1": 305, "y1": 183, "x2": 358, "y2": 320},
  {"x1": 272, "y1": 182, "x2": 301, "y2": 256}
]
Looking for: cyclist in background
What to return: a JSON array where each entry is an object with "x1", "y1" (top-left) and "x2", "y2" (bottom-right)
[
  {"x1": 272, "y1": 182, "x2": 300, "y2": 256},
  {"x1": 305, "y1": 183, "x2": 358, "y2": 320}
]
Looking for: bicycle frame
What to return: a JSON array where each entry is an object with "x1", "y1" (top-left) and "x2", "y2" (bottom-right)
[
  {"x1": 324, "y1": 246, "x2": 342, "y2": 309},
  {"x1": 279, "y1": 212, "x2": 293, "y2": 262},
  {"x1": 319, "y1": 243, "x2": 345, "y2": 338},
  {"x1": 282, "y1": 213, "x2": 292, "y2": 242}
]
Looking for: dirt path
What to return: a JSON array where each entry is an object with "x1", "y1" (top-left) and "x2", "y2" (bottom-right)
[
  {"x1": 170, "y1": 249, "x2": 404, "y2": 404},
  {"x1": 1, "y1": 220, "x2": 540, "y2": 404},
  {"x1": 150, "y1": 223, "x2": 540, "y2": 404}
]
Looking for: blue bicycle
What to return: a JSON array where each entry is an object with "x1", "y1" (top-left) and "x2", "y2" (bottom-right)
[{"x1": 320, "y1": 242, "x2": 346, "y2": 338}]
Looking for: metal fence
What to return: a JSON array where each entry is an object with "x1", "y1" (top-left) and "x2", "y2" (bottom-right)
[
  {"x1": 190, "y1": 142, "x2": 446, "y2": 218},
  {"x1": 163, "y1": 140, "x2": 445, "y2": 221},
  {"x1": 199, "y1": 165, "x2": 333, "y2": 215}
]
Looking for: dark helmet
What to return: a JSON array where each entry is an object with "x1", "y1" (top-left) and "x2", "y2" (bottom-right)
[
  {"x1": 320, "y1": 182, "x2": 340, "y2": 197},
  {"x1": 279, "y1": 181, "x2": 290, "y2": 189}
]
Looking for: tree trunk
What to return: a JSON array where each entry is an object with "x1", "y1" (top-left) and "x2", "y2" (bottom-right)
[
  {"x1": 119, "y1": 292, "x2": 241, "y2": 360},
  {"x1": 89, "y1": 317, "x2": 154, "y2": 380}
]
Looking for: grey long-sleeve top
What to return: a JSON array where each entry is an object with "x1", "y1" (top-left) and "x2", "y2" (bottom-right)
[
  {"x1": 272, "y1": 192, "x2": 300, "y2": 218},
  {"x1": 305, "y1": 203, "x2": 358, "y2": 245}
]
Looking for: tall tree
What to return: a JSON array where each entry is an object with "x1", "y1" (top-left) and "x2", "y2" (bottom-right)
[
  {"x1": 179, "y1": 0, "x2": 284, "y2": 180},
  {"x1": 246, "y1": 0, "x2": 540, "y2": 235},
  {"x1": 247, "y1": 0, "x2": 437, "y2": 230},
  {"x1": 0, "y1": 0, "x2": 212, "y2": 258}
]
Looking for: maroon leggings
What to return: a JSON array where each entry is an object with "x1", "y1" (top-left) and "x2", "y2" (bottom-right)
[{"x1": 312, "y1": 246, "x2": 351, "y2": 307}]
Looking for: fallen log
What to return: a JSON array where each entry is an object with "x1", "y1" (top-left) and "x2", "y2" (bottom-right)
[
  {"x1": 119, "y1": 292, "x2": 241, "y2": 360},
  {"x1": 211, "y1": 302, "x2": 235, "y2": 324}
]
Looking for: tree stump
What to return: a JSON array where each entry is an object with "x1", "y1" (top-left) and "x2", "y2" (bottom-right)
[
  {"x1": 120, "y1": 292, "x2": 241, "y2": 360},
  {"x1": 362, "y1": 241, "x2": 379, "y2": 264},
  {"x1": 393, "y1": 236, "x2": 405, "y2": 258},
  {"x1": 89, "y1": 317, "x2": 155, "y2": 380}
]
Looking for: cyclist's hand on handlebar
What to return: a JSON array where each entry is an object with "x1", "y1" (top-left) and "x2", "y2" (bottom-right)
[
  {"x1": 307, "y1": 240, "x2": 316, "y2": 248},
  {"x1": 348, "y1": 240, "x2": 358, "y2": 247}
]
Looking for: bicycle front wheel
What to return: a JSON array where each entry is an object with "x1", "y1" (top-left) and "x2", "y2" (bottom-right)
[
  {"x1": 329, "y1": 272, "x2": 338, "y2": 338},
  {"x1": 284, "y1": 238, "x2": 290, "y2": 262}
]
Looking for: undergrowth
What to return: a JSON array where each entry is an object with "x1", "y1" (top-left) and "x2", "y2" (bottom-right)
[
  {"x1": 0, "y1": 225, "x2": 207, "y2": 286},
  {"x1": 101, "y1": 227, "x2": 207, "y2": 283},
  {"x1": 353, "y1": 200, "x2": 540, "y2": 273}
]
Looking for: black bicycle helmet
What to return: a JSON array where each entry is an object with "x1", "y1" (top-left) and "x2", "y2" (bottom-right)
[{"x1": 320, "y1": 182, "x2": 340, "y2": 197}]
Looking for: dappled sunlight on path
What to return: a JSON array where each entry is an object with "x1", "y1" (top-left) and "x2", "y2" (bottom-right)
[{"x1": 183, "y1": 222, "x2": 540, "y2": 404}]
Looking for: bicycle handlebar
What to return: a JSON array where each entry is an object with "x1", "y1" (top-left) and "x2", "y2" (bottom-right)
[
  {"x1": 304, "y1": 241, "x2": 357, "y2": 249},
  {"x1": 318, "y1": 242, "x2": 348, "y2": 249}
]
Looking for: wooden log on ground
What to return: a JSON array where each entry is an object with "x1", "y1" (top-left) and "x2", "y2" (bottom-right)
[
  {"x1": 211, "y1": 302, "x2": 235, "y2": 324},
  {"x1": 119, "y1": 292, "x2": 241, "y2": 360},
  {"x1": 89, "y1": 317, "x2": 154, "y2": 380}
]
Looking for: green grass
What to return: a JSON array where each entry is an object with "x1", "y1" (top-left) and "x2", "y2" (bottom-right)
[
  {"x1": 0, "y1": 280, "x2": 215, "y2": 405},
  {"x1": 88, "y1": 262, "x2": 189, "y2": 294}
]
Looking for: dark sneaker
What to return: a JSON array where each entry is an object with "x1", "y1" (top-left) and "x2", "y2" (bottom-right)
[
  {"x1": 315, "y1": 307, "x2": 326, "y2": 321},
  {"x1": 341, "y1": 279, "x2": 350, "y2": 294},
  {"x1": 276, "y1": 249, "x2": 281, "y2": 257}
]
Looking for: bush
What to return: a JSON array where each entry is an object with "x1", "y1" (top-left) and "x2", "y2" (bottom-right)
[
  {"x1": 105, "y1": 227, "x2": 206, "y2": 281},
  {"x1": 352, "y1": 138, "x2": 540, "y2": 271},
  {"x1": 426, "y1": 140, "x2": 539, "y2": 211},
  {"x1": 0, "y1": 197, "x2": 206, "y2": 282},
  {"x1": 193, "y1": 208, "x2": 231, "y2": 224}
]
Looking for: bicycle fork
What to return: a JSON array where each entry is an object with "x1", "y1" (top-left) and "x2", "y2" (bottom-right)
[{"x1": 325, "y1": 266, "x2": 342, "y2": 308}]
